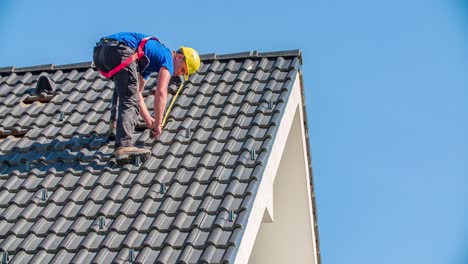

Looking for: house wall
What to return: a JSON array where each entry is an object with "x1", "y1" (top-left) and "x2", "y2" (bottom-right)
[
  {"x1": 234, "y1": 74, "x2": 319, "y2": 264},
  {"x1": 247, "y1": 104, "x2": 317, "y2": 264}
]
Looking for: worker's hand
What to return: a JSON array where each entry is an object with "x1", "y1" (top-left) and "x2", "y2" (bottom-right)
[
  {"x1": 151, "y1": 122, "x2": 163, "y2": 139},
  {"x1": 146, "y1": 117, "x2": 155, "y2": 129}
]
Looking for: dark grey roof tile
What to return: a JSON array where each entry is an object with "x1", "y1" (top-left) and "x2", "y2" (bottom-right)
[
  {"x1": 41, "y1": 202, "x2": 63, "y2": 220},
  {"x1": 0, "y1": 84, "x2": 11, "y2": 97},
  {"x1": 9, "y1": 218, "x2": 38, "y2": 237},
  {"x1": 0, "y1": 52, "x2": 302, "y2": 263},
  {"x1": 47, "y1": 187, "x2": 70, "y2": 204},
  {"x1": 136, "y1": 199, "x2": 158, "y2": 215},
  {"x1": 141, "y1": 229, "x2": 167, "y2": 248},
  {"x1": 49, "y1": 249, "x2": 74, "y2": 264},
  {"x1": 1, "y1": 234, "x2": 22, "y2": 252},
  {"x1": 8, "y1": 104, "x2": 28, "y2": 119},
  {"x1": 21, "y1": 203, "x2": 44, "y2": 222},
  {"x1": 127, "y1": 184, "x2": 150, "y2": 201},
  {"x1": 223, "y1": 60, "x2": 241, "y2": 72},
  {"x1": 40, "y1": 233, "x2": 63, "y2": 252},
  {"x1": 82, "y1": 68, "x2": 98, "y2": 81},
  {"x1": 2, "y1": 175, "x2": 23, "y2": 192},
  {"x1": 178, "y1": 196, "x2": 200, "y2": 213},
  {"x1": 93, "y1": 248, "x2": 119, "y2": 264},
  {"x1": 154, "y1": 246, "x2": 176, "y2": 263},
  {"x1": 18, "y1": 233, "x2": 43, "y2": 252},
  {"x1": 30, "y1": 217, "x2": 54, "y2": 236},
  {"x1": 199, "y1": 196, "x2": 222, "y2": 213},
  {"x1": 208, "y1": 60, "x2": 225, "y2": 73},
  {"x1": 39, "y1": 173, "x2": 63, "y2": 190},
  {"x1": 3, "y1": 73, "x2": 18, "y2": 85},
  {"x1": 135, "y1": 246, "x2": 158, "y2": 263},
  {"x1": 81, "y1": 232, "x2": 106, "y2": 250},
  {"x1": 57, "y1": 172, "x2": 80, "y2": 189},
  {"x1": 106, "y1": 184, "x2": 129, "y2": 202},
  {"x1": 180, "y1": 245, "x2": 204, "y2": 264},
  {"x1": 116, "y1": 199, "x2": 140, "y2": 216},
  {"x1": 10, "y1": 189, "x2": 34, "y2": 207},
  {"x1": 62, "y1": 70, "x2": 82, "y2": 82},
  {"x1": 71, "y1": 249, "x2": 97, "y2": 264},
  {"x1": 98, "y1": 200, "x2": 121, "y2": 217},
  {"x1": 207, "y1": 227, "x2": 233, "y2": 247},
  {"x1": 57, "y1": 201, "x2": 81, "y2": 219},
  {"x1": 199, "y1": 245, "x2": 223, "y2": 263},
  {"x1": 55, "y1": 80, "x2": 76, "y2": 94},
  {"x1": 21, "y1": 175, "x2": 43, "y2": 191},
  {"x1": 133, "y1": 169, "x2": 157, "y2": 185},
  {"x1": 69, "y1": 216, "x2": 94, "y2": 234},
  {"x1": 213, "y1": 210, "x2": 236, "y2": 229},
  {"x1": 16, "y1": 115, "x2": 35, "y2": 129},
  {"x1": 77, "y1": 200, "x2": 101, "y2": 219},
  {"x1": 0, "y1": 220, "x2": 13, "y2": 236},
  {"x1": 120, "y1": 230, "x2": 143, "y2": 249},
  {"x1": 8, "y1": 252, "x2": 30, "y2": 264},
  {"x1": 0, "y1": 115, "x2": 16, "y2": 130},
  {"x1": 49, "y1": 216, "x2": 71, "y2": 235},
  {"x1": 58, "y1": 232, "x2": 81, "y2": 251},
  {"x1": 0, "y1": 138, "x2": 17, "y2": 153},
  {"x1": 220, "y1": 195, "x2": 245, "y2": 212}
]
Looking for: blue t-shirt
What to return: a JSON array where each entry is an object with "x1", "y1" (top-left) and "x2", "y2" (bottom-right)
[{"x1": 106, "y1": 32, "x2": 173, "y2": 80}]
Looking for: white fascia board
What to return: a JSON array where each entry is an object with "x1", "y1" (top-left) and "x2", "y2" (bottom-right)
[{"x1": 234, "y1": 73, "x2": 309, "y2": 264}]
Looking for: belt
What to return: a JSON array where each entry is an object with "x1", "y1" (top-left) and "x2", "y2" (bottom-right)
[{"x1": 97, "y1": 36, "x2": 160, "y2": 79}]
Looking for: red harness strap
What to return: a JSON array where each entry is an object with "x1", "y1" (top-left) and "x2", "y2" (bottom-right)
[{"x1": 99, "y1": 36, "x2": 160, "y2": 79}]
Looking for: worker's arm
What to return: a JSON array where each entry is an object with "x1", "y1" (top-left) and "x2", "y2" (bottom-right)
[
  {"x1": 151, "y1": 67, "x2": 170, "y2": 138},
  {"x1": 138, "y1": 75, "x2": 155, "y2": 128}
]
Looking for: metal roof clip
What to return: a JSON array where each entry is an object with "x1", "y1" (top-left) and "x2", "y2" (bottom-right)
[
  {"x1": 98, "y1": 216, "x2": 106, "y2": 229},
  {"x1": 59, "y1": 111, "x2": 65, "y2": 121},
  {"x1": 41, "y1": 188, "x2": 49, "y2": 201},
  {"x1": 24, "y1": 160, "x2": 31, "y2": 171},
  {"x1": 134, "y1": 156, "x2": 141, "y2": 166},
  {"x1": 128, "y1": 249, "x2": 135, "y2": 262},
  {"x1": 1, "y1": 251, "x2": 9, "y2": 264},
  {"x1": 250, "y1": 149, "x2": 257, "y2": 160},
  {"x1": 228, "y1": 210, "x2": 235, "y2": 222},
  {"x1": 160, "y1": 183, "x2": 167, "y2": 194}
]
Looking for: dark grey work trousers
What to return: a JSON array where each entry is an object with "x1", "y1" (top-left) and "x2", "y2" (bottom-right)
[{"x1": 93, "y1": 38, "x2": 139, "y2": 148}]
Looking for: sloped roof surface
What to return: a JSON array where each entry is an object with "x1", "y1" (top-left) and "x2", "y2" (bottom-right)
[{"x1": 0, "y1": 50, "x2": 301, "y2": 263}]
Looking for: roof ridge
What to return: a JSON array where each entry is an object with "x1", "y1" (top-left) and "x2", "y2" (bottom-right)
[{"x1": 0, "y1": 49, "x2": 302, "y2": 74}]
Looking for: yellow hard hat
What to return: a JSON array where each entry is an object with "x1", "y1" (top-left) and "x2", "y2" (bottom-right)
[{"x1": 179, "y1": 46, "x2": 200, "y2": 81}]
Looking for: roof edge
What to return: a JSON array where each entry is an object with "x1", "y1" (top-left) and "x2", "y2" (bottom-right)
[
  {"x1": 200, "y1": 49, "x2": 301, "y2": 61},
  {"x1": 0, "y1": 66, "x2": 15, "y2": 73},
  {"x1": 0, "y1": 50, "x2": 302, "y2": 74},
  {"x1": 53, "y1": 62, "x2": 94, "y2": 71},
  {"x1": 14, "y1": 64, "x2": 54, "y2": 73},
  {"x1": 298, "y1": 70, "x2": 322, "y2": 264}
]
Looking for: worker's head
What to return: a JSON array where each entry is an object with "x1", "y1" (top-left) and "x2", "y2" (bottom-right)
[{"x1": 173, "y1": 46, "x2": 201, "y2": 81}]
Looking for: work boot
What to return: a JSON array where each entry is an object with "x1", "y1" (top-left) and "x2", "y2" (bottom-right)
[
  {"x1": 115, "y1": 146, "x2": 151, "y2": 165},
  {"x1": 109, "y1": 120, "x2": 116, "y2": 140}
]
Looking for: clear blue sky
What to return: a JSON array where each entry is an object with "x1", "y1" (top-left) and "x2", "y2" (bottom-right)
[{"x1": 1, "y1": 0, "x2": 467, "y2": 263}]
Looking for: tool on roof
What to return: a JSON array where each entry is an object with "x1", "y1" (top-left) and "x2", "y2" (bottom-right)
[{"x1": 161, "y1": 82, "x2": 185, "y2": 128}]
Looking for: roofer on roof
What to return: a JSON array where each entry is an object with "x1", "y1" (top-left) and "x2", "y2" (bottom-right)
[{"x1": 93, "y1": 32, "x2": 201, "y2": 165}]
